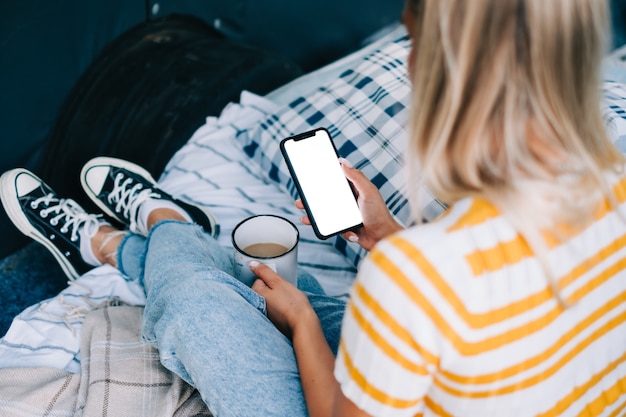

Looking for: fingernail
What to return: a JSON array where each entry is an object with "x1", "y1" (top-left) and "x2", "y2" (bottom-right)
[
  {"x1": 348, "y1": 235, "x2": 359, "y2": 242},
  {"x1": 248, "y1": 260, "x2": 260, "y2": 268},
  {"x1": 339, "y1": 158, "x2": 353, "y2": 168}
]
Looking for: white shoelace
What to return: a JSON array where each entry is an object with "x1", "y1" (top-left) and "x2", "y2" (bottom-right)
[
  {"x1": 107, "y1": 173, "x2": 161, "y2": 233},
  {"x1": 32, "y1": 194, "x2": 101, "y2": 241}
]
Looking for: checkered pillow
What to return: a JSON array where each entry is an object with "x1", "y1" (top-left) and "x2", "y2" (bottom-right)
[
  {"x1": 603, "y1": 81, "x2": 626, "y2": 152},
  {"x1": 233, "y1": 35, "x2": 626, "y2": 269},
  {"x1": 233, "y1": 34, "x2": 445, "y2": 268}
]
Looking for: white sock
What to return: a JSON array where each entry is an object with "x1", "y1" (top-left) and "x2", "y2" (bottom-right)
[
  {"x1": 137, "y1": 198, "x2": 192, "y2": 234},
  {"x1": 79, "y1": 220, "x2": 110, "y2": 266}
]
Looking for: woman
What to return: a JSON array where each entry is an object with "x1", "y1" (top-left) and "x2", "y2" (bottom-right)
[
  {"x1": 257, "y1": 0, "x2": 626, "y2": 416},
  {"x1": 2, "y1": 0, "x2": 624, "y2": 416}
]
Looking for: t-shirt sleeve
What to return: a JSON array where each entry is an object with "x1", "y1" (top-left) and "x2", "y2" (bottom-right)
[{"x1": 334, "y1": 242, "x2": 439, "y2": 417}]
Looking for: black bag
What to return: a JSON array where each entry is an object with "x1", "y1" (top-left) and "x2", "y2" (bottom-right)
[{"x1": 39, "y1": 13, "x2": 302, "y2": 212}]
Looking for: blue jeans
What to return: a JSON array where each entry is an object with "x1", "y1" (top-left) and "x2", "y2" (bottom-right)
[{"x1": 117, "y1": 220, "x2": 346, "y2": 417}]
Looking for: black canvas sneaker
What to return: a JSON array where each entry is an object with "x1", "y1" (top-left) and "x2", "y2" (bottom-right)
[
  {"x1": 0, "y1": 169, "x2": 103, "y2": 280},
  {"x1": 80, "y1": 157, "x2": 219, "y2": 238}
]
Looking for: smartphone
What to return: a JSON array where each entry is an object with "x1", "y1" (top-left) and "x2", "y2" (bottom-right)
[{"x1": 280, "y1": 128, "x2": 363, "y2": 239}]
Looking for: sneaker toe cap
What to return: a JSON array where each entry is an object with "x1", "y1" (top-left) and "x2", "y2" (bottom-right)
[
  {"x1": 15, "y1": 170, "x2": 41, "y2": 197},
  {"x1": 84, "y1": 166, "x2": 109, "y2": 194}
]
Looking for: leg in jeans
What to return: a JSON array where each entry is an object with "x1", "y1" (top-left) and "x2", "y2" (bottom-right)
[{"x1": 117, "y1": 220, "x2": 345, "y2": 417}]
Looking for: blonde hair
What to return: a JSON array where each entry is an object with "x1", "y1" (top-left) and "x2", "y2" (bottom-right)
[{"x1": 406, "y1": 0, "x2": 624, "y2": 302}]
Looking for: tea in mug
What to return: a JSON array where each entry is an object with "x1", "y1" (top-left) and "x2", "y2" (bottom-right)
[{"x1": 243, "y1": 242, "x2": 290, "y2": 258}]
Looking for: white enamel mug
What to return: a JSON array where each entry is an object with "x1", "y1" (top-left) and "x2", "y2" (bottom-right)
[{"x1": 231, "y1": 214, "x2": 299, "y2": 287}]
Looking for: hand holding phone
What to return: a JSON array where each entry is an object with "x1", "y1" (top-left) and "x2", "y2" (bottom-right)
[{"x1": 280, "y1": 128, "x2": 363, "y2": 239}]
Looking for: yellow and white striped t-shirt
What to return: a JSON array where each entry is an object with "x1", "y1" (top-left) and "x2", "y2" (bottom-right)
[{"x1": 335, "y1": 177, "x2": 626, "y2": 417}]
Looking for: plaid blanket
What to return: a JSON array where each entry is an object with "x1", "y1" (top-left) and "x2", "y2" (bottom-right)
[{"x1": 0, "y1": 305, "x2": 211, "y2": 417}]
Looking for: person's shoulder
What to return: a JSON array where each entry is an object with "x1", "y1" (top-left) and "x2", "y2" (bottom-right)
[
  {"x1": 389, "y1": 197, "x2": 506, "y2": 249},
  {"x1": 356, "y1": 197, "x2": 504, "y2": 306},
  {"x1": 355, "y1": 197, "x2": 515, "y2": 315},
  {"x1": 364, "y1": 197, "x2": 512, "y2": 283}
]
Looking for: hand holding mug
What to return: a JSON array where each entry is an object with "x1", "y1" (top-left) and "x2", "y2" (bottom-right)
[{"x1": 250, "y1": 262, "x2": 314, "y2": 340}]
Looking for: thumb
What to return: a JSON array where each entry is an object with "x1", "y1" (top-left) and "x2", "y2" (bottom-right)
[
  {"x1": 340, "y1": 159, "x2": 368, "y2": 195},
  {"x1": 249, "y1": 261, "x2": 282, "y2": 288}
]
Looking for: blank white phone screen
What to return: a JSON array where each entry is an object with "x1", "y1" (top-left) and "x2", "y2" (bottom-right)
[{"x1": 284, "y1": 129, "x2": 362, "y2": 237}]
